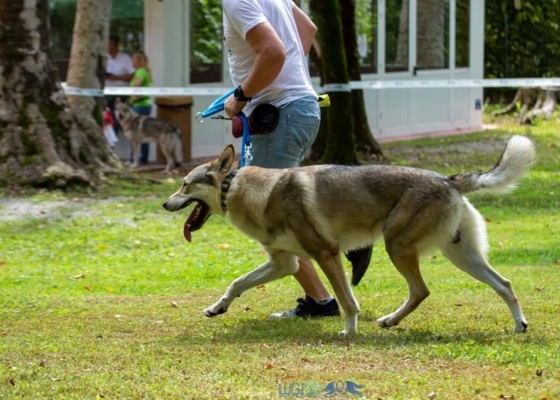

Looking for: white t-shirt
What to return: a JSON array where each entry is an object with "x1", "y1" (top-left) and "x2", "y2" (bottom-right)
[
  {"x1": 106, "y1": 52, "x2": 135, "y2": 87},
  {"x1": 222, "y1": 0, "x2": 317, "y2": 113}
]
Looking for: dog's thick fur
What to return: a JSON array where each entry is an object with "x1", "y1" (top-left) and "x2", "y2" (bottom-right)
[
  {"x1": 163, "y1": 136, "x2": 536, "y2": 335},
  {"x1": 115, "y1": 99, "x2": 181, "y2": 173}
]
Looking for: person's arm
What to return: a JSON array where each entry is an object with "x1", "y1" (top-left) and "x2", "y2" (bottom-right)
[
  {"x1": 224, "y1": 22, "x2": 286, "y2": 117},
  {"x1": 292, "y1": 4, "x2": 317, "y2": 56}
]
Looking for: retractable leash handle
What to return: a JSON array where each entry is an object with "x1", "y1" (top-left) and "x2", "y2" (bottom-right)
[
  {"x1": 195, "y1": 88, "x2": 252, "y2": 167},
  {"x1": 195, "y1": 88, "x2": 235, "y2": 122}
]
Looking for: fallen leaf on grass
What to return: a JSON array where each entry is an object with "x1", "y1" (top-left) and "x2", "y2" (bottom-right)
[
  {"x1": 485, "y1": 217, "x2": 492, "y2": 222},
  {"x1": 171, "y1": 301, "x2": 178, "y2": 308},
  {"x1": 218, "y1": 243, "x2": 230, "y2": 249},
  {"x1": 428, "y1": 391, "x2": 436, "y2": 398},
  {"x1": 70, "y1": 274, "x2": 85, "y2": 280},
  {"x1": 498, "y1": 395, "x2": 515, "y2": 399},
  {"x1": 257, "y1": 285, "x2": 266, "y2": 289},
  {"x1": 244, "y1": 306, "x2": 251, "y2": 311},
  {"x1": 114, "y1": 315, "x2": 125, "y2": 319},
  {"x1": 266, "y1": 364, "x2": 273, "y2": 370},
  {"x1": 50, "y1": 377, "x2": 61, "y2": 382},
  {"x1": 9, "y1": 378, "x2": 15, "y2": 386},
  {"x1": 165, "y1": 178, "x2": 175, "y2": 184},
  {"x1": 0, "y1": 260, "x2": 7, "y2": 266},
  {"x1": 535, "y1": 287, "x2": 544, "y2": 292},
  {"x1": 536, "y1": 369, "x2": 544, "y2": 376},
  {"x1": 84, "y1": 285, "x2": 92, "y2": 291},
  {"x1": 498, "y1": 242, "x2": 504, "y2": 247},
  {"x1": 550, "y1": 143, "x2": 557, "y2": 148},
  {"x1": 554, "y1": 259, "x2": 560, "y2": 265},
  {"x1": 301, "y1": 357, "x2": 310, "y2": 363}
]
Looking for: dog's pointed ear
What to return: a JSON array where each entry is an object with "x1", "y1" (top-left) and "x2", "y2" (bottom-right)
[
  {"x1": 217, "y1": 145, "x2": 236, "y2": 175},
  {"x1": 209, "y1": 145, "x2": 237, "y2": 181}
]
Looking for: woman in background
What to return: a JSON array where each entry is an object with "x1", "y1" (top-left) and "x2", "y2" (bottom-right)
[{"x1": 129, "y1": 51, "x2": 153, "y2": 164}]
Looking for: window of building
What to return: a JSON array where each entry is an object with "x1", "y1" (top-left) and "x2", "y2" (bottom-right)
[
  {"x1": 455, "y1": 0, "x2": 469, "y2": 68},
  {"x1": 416, "y1": 0, "x2": 450, "y2": 70},
  {"x1": 386, "y1": 0, "x2": 409, "y2": 72},
  {"x1": 356, "y1": 0, "x2": 377, "y2": 74},
  {"x1": 190, "y1": 0, "x2": 223, "y2": 83},
  {"x1": 49, "y1": 0, "x2": 144, "y2": 80}
]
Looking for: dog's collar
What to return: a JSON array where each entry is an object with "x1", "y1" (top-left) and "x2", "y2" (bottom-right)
[{"x1": 221, "y1": 170, "x2": 238, "y2": 212}]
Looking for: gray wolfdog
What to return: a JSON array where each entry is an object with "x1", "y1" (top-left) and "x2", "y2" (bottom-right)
[
  {"x1": 163, "y1": 136, "x2": 535, "y2": 335},
  {"x1": 115, "y1": 99, "x2": 181, "y2": 173}
]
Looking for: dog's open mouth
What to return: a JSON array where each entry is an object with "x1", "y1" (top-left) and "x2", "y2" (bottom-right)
[{"x1": 180, "y1": 199, "x2": 211, "y2": 242}]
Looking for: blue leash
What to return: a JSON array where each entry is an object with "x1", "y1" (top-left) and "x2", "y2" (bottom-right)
[{"x1": 196, "y1": 89, "x2": 252, "y2": 167}]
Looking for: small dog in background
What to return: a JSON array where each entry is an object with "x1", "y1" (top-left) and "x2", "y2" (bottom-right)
[{"x1": 115, "y1": 98, "x2": 182, "y2": 173}]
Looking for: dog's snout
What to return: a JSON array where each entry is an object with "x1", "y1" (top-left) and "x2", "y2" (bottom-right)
[{"x1": 162, "y1": 201, "x2": 168, "y2": 210}]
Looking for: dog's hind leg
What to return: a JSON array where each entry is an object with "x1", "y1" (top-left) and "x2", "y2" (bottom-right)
[
  {"x1": 441, "y1": 204, "x2": 528, "y2": 333},
  {"x1": 315, "y1": 253, "x2": 359, "y2": 335},
  {"x1": 377, "y1": 242, "x2": 430, "y2": 328},
  {"x1": 203, "y1": 251, "x2": 299, "y2": 317},
  {"x1": 159, "y1": 143, "x2": 174, "y2": 174}
]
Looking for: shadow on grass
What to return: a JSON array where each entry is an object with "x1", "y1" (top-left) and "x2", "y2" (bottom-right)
[{"x1": 175, "y1": 315, "x2": 536, "y2": 348}]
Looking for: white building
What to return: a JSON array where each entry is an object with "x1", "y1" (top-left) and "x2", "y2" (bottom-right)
[{"x1": 51, "y1": 0, "x2": 484, "y2": 160}]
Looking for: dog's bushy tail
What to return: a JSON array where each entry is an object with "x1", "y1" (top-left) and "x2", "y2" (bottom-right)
[{"x1": 449, "y1": 135, "x2": 536, "y2": 194}]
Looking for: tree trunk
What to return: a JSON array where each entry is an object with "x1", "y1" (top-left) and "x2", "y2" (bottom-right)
[
  {"x1": 309, "y1": 0, "x2": 357, "y2": 165},
  {"x1": 395, "y1": 0, "x2": 409, "y2": 68},
  {"x1": 66, "y1": 0, "x2": 115, "y2": 159},
  {"x1": 339, "y1": 0, "x2": 383, "y2": 160},
  {"x1": 0, "y1": 0, "x2": 121, "y2": 188},
  {"x1": 416, "y1": 0, "x2": 447, "y2": 69}
]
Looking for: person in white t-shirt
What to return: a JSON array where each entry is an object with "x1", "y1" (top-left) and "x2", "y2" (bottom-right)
[
  {"x1": 222, "y1": 0, "x2": 341, "y2": 318},
  {"x1": 105, "y1": 35, "x2": 135, "y2": 135}
]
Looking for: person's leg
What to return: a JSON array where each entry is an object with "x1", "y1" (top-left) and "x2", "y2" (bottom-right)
[
  {"x1": 247, "y1": 96, "x2": 340, "y2": 318},
  {"x1": 131, "y1": 104, "x2": 152, "y2": 164}
]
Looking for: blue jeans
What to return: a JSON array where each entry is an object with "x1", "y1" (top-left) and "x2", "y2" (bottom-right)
[
  {"x1": 131, "y1": 104, "x2": 152, "y2": 164},
  {"x1": 246, "y1": 96, "x2": 320, "y2": 169}
]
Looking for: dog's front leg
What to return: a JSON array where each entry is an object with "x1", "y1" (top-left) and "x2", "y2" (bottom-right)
[
  {"x1": 315, "y1": 253, "x2": 360, "y2": 335},
  {"x1": 204, "y1": 251, "x2": 299, "y2": 317}
]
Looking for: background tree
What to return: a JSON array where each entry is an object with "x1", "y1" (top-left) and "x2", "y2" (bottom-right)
[
  {"x1": 66, "y1": 0, "x2": 115, "y2": 164},
  {"x1": 0, "y1": 0, "x2": 120, "y2": 187},
  {"x1": 309, "y1": 0, "x2": 357, "y2": 165},
  {"x1": 309, "y1": 0, "x2": 383, "y2": 164},
  {"x1": 340, "y1": 0, "x2": 383, "y2": 159}
]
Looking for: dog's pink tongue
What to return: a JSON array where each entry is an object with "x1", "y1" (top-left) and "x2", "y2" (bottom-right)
[{"x1": 183, "y1": 223, "x2": 192, "y2": 243}]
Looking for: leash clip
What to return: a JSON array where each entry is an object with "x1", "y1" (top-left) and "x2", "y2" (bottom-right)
[{"x1": 195, "y1": 112, "x2": 204, "y2": 123}]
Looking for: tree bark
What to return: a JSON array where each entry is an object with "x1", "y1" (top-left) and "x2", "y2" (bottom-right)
[
  {"x1": 66, "y1": 0, "x2": 114, "y2": 157},
  {"x1": 0, "y1": 0, "x2": 121, "y2": 188},
  {"x1": 339, "y1": 0, "x2": 383, "y2": 160},
  {"x1": 309, "y1": 0, "x2": 357, "y2": 165},
  {"x1": 416, "y1": 0, "x2": 447, "y2": 69}
]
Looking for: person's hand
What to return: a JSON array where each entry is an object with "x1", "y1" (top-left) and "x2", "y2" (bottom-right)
[{"x1": 224, "y1": 94, "x2": 247, "y2": 118}]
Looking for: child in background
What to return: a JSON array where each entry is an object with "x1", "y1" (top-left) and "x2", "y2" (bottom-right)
[{"x1": 103, "y1": 107, "x2": 118, "y2": 148}]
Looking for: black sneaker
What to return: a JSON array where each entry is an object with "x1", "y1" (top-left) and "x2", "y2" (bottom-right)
[
  {"x1": 345, "y1": 245, "x2": 373, "y2": 286},
  {"x1": 269, "y1": 295, "x2": 341, "y2": 318}
]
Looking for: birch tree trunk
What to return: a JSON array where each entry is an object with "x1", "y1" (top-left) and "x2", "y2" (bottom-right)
[
  {"x1": 66, "y1": 0, "x2": 115, "y2": 158},
  {"x1": 0, "y1": 0, "x2": 121, "y2": 188}
]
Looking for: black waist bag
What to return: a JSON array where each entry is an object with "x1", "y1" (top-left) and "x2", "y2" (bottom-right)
[{"x1": 232, "y1": 103, "x2": 280, "y2": 139}]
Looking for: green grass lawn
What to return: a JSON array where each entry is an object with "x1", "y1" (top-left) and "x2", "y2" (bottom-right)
[{"x1": 1, "y1": 117, "x2": 559, "y2": 399}]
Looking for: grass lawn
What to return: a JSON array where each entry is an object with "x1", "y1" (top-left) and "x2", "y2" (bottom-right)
[{"x1": 1, "y1": 116, "x2": 559, "y2": 399}]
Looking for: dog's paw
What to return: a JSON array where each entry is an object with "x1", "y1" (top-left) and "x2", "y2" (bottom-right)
[
  {"x1": 376, "y1": 315, "x2": 399, "y2": 329},
  {"x1": 514, "y1": 320, "x2": 528, "y2": 334},
  {"x1": 203, "y1": 306, "x2": 227, "y2": 318},
  {"x1": 338, "y1": 329, "x2": 358, "y2": 336}
]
